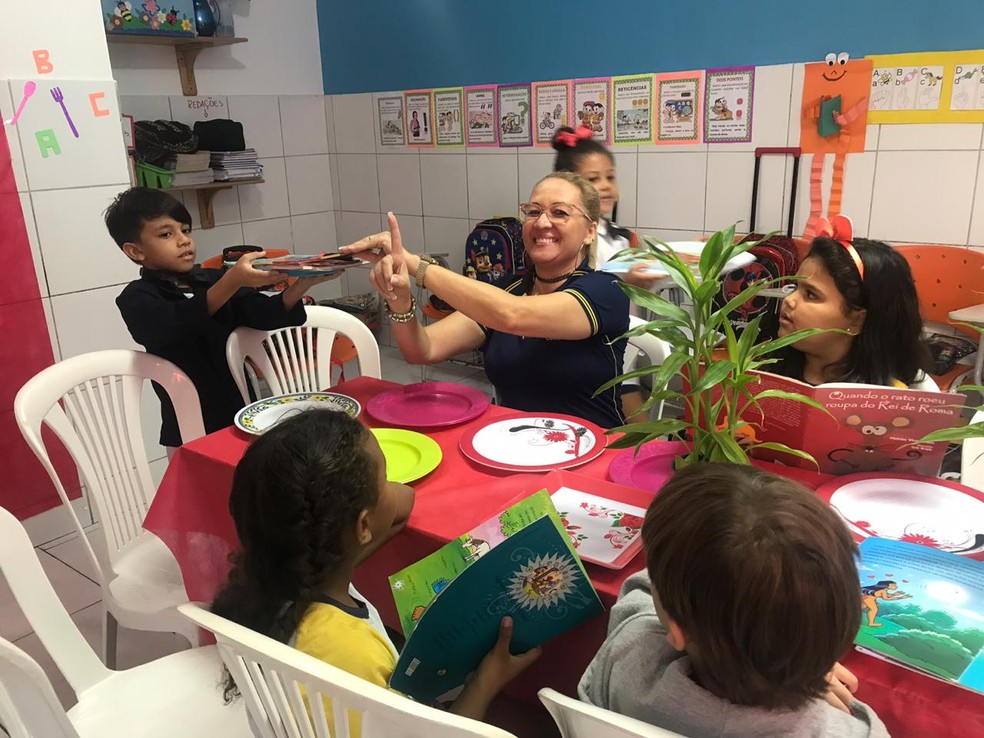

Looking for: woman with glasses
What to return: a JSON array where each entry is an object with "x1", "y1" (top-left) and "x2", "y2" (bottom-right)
[{"x1": 340, "y1": 171, "x2": 630, "y2": 428}]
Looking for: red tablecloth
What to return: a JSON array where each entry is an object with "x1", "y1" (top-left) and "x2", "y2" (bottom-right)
[{"x1": 146, "y1": 376, "x2": 984, "y2": 738}]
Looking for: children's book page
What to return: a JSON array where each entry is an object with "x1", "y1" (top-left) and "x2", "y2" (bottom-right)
[{"x1": 856, "y1": 538, "x2": 984, "y2": 695}]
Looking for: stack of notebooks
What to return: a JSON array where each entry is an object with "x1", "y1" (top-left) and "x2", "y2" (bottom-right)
[
  {"x1": 211, "y1": 149, "x2": 263, "y2": 181},
  {"x1": 168, "y1": 152, "x2": 214, "y2": 187}
]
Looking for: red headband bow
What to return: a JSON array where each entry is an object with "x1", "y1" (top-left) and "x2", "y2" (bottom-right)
[
  {"x1": 816, "y1": 214, "x2": 864, "y2": 280},
  {"x1": 555, "y1": 125, "x2": 594, "y2": 148}
]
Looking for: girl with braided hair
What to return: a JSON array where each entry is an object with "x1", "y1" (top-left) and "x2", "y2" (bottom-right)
[{"x1": 211, "y1": 410, "x2": 539, "y2": 726}]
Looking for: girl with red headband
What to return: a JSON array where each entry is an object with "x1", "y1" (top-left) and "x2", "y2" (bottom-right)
[{"x1": 774, "y1": 215, "x2": 936, "y2": 389}]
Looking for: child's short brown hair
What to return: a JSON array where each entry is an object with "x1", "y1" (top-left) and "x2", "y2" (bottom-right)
[{"x1": 643, "y1": 463, "x2": 859, "y2": 710}]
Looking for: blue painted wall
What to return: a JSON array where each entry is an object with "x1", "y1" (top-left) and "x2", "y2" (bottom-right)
[{"x1": 317, "y1": 0, "x2": 984, "y2": 94}]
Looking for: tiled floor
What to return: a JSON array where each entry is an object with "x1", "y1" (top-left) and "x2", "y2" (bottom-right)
[{"x1": 0, "y1": 346, "x2": 559, "y2": 736}]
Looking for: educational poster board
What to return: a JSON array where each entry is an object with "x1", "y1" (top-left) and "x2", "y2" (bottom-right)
[
  {"x1": 704, "y1": 66, "x2": 754, "y2": 143},
  {"x1": 533, "y1": 80, "x2": 570, "y2": 146},
  {"x1": 571, "y1": 77, "x2": 611, "y2": 145},
  {"x1": 497, "y1": 83, "x2": 532, "y2": 147},
  {"x1": 378, "y1": 95, "x2": 406, "y2": 146},
  {"x1": 404, "y1": 90, "x2": 434, "y2": 147},
  {"x1": 612, "y1": 74, "x2": 654, "y2": 145},
  {"x1": 434, "y1": 88, "x2": 464, "y2": 147},
  {"x1": 655, "y1": 70, "x2": 703, "y2": 145},
  {"x1": 868, "y1": 50, "x2": 984, "y2": 124},
  {"x1": 464, "y1": 85, "x2": 497, "y2": 147}
]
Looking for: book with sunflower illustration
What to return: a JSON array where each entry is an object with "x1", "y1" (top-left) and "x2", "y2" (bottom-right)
[{"x1": 388, "y1": 489, "x2": 603, "y2": 702}]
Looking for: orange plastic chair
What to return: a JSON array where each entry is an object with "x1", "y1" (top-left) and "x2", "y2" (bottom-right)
[{"x1": 895, "y1": 245, "x2": 984, "y2": 390}]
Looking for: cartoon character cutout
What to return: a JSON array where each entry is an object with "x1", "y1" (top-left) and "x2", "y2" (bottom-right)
[
  {"x1": 860, "y1": 579, "x2": 911, "y2": 627},
  {"x1": 800, "y1": 52, "x2": 872, "y2": 239}
]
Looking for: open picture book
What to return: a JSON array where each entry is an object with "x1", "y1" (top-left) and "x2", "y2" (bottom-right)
[
  {"x1": 856, "y1": 537, "x2": 984, "y2": 696},
  {"x1": 222, "y1": 252, "x2": 366, "y2": 276},
  {"x1": 746, "y1": 371, "x2": 965, "y2": 476},
  {"x1": 387, "y1": 490, "x2": 603, "y2": 702}
]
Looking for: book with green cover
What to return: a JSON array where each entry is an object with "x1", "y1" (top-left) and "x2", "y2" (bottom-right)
[
  {"x1": 856, "y1": 537, "x2": 984, "y2": 695},
  {"x1": 387, "y1": 490, "x2": 603, "y2": 702}
]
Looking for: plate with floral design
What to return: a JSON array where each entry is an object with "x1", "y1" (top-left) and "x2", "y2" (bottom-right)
[
  {"x1": 234, "y1": 392, "x2": 361, "y2": 435},
  {"x1": 551, "y1": 487, "x2": 647, "y2": 569},
  {"x1": 458, "y1": 413, "x2": 607, "y2": 472},
  {"x1": 816, "y1": 473, "x2": 984, "y2": 557}
]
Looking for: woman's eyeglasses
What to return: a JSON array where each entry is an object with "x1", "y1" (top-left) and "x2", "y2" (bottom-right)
[{"x1": 519, "y1": 202, "x2": 591, "y2": 225}]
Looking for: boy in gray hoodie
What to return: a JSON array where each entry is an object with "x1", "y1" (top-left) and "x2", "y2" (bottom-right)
[{"x1": 579, "y1": 463, "x2": 889, "y2": 737}]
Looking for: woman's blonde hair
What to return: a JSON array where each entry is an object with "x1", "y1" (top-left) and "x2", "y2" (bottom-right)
[{"x1": 531, "y1": 171, "x2": 601, "y2": 266}]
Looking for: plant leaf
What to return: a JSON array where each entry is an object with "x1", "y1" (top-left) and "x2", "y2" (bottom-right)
[
  {"x1": 748, "y1": 327, "x2": 844, "y2": 358},
  {"x1": 691, "y1": 360, "x2": 735, "y2": 395},
  {"x1": 751, "y1": 389, "x2": 832, "y2": 415},
  {"x1": 752, "y1": 442, "x2": 819, "y2": 467},
  {"x1": 911, "y1": 421, "x2": 984, "y2": 444},
  {"x1": 619, "y1": 285, "x2": 693, "y2": 325},
  {"x1": 709, "y1": 431, "x2": 749, "y2": 464}
]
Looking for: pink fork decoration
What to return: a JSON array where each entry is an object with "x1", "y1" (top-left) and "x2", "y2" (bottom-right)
[{"x1": 50, "y1": 86, "x2": 79, "y2": 138}]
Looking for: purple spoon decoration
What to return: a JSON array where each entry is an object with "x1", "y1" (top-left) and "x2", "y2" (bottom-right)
[
  {"x1": 8, "y1": 81, "x2": 36, "y2": 125},
  {"x1": 50, "y1": 86, "x2": 79, "y2": 138}
]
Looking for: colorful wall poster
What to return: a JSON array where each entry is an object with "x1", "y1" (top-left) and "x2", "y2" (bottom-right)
[
  {"x1": 612, "y1": 74, "x2": 654, "y2": 145},
  {"x1": 533, "y1": 80, "x2": 570, "y2": 146},
  {"x1": 867, "y1": 50, "x2": 984, "y2": 124},
  {"x1": 404, "y1": 90, "x2": 434, "y2": 146},
  {"x1": 572, "y1": 77, "x2": 611, "y2": 144},
  {"x1": 800, "y1": 56, "x2": 872, "y2": 154},
  {"x1": 377, "y1": 95, "x2": 406, "y2": 146},
  {"x1": 704, "y1": 66, "x2": 754, "y2": 143},
  {"x1": 434, "y1": 88, "x2": 464, "y2": 146},
  {"x1": 464, "y1": 85, "x2": 497, "y2": 146},
  {"x1": 655, "y1": 70, "x2": 703, "y2": 145},
  {"x1": 497, "y1": 83, "x2": 533, "y2": 147}
]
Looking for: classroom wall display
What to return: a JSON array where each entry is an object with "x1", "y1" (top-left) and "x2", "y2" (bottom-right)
[
  {"x1": 378, "y1": 95, "x2": 406, "y2": 146},
  {"x1": 612, "y1": 74, "x2": 654, "y2": 146},
  {"x1": 868, "y1": 50, "x2": 984, "y2": 124},
  {"x1": 404, "y1": 90, "x2": 434, "y2": 146},
  {"x1": 533, "y1": 80, "x2": 570, "y2": 146},
  {"x1": 464, "y1": 85, "x2": 497, "y2": 147},
  {"x1": 655, "y1": 70, "x2": 703, "y2": 145},
  {"x1": 571, "y1": 78, "x2": 611, "y2": 145},
  {"x1": 101, "y1": 0, "x2": 196, "y2": 37},
  {"x1": 434, "y1": 88, "x2": 464, "y2": 146},
  {"x1": 496, "y1": 83, "x2": 532, "y2": 147},
  {"x1": 704, "y1": 66, "x2": 755, "y2": 144}
]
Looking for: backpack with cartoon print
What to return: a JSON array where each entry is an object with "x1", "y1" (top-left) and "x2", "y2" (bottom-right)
[{"x1": 463, "y1": 217, "x2": 526, "y2": 286}]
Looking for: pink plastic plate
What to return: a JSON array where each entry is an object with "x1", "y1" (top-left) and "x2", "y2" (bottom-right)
[
  {"x1": 366, "y1": 382, "x2": 490, "y2": 428},
  {"x1": 607, "y1": 441, "x2": 685, "y2": 493}
]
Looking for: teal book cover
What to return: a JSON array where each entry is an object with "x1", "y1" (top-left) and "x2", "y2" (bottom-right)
[
  {"x1": 856, "y1": 538, "x2": 984, "y2": 695},
  {"x1": 388, "y1": 513, "x2": 603, "y2": 703}
]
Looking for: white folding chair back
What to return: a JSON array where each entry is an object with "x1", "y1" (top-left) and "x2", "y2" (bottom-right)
[
  {"x1": 13, "y1": 350, "x2": 206, "y2": 666},
  {"x1": 227, "y1": 305, "x2": 382, "y2": 402},
  {"x1": 180, "y1": 603, "x2": 517, "y2": 738},
  {"x1": 538, "y1": 688, "x2": 686, "y2": 738},
  {"x1": 627, "y1": 316, "x2": 672, "y2": 420},
  {"x1": 0, "y1": 506, "x2": 248, "y2": 738},
  {"x1": 0, "y1": 638, "x2": 80, "y2": 738}
]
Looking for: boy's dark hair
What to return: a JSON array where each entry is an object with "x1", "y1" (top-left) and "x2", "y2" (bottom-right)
[
  {"x1": 104, "y1": 186, "x2": 192, "y2": 248},
  {"x1": 643, "y1": 462, "x2": 860, "y2": 710},
  {"x1": 551, "y1": 126, "x2": 614, "y2": 173},
  {"x1": 210, "y1": 410, "x2": 379, "y2": 701},
  {"x1": 774, "y1": 237, "x2": 930, "y2": 386}
]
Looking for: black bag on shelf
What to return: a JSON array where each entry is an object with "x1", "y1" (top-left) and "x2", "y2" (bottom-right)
[
  {"x1": 133, "y1": 120, "x2": 197, "y2": 167},
  {"x1": 193, "y1": 119, "x2": 246, "y2": 152}
]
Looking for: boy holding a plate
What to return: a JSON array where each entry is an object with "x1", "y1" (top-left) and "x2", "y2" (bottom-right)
[{"x1": 107, "y1": 187, "x2": 335, "y2": 450}]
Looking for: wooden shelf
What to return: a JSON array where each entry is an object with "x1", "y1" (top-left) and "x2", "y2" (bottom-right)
[
  {"x1": 167, "y1": 178, "x2": 264, "y2": 229},
  {"x1": 106, "y1": 35, "x2": 247, "y2": 96}
]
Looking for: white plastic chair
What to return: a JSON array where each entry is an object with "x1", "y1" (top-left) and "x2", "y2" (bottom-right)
[
  {"x1": 226, "y1": 305, "x2": 382, "y2": 402},
  {"x1": 627, "y1": 316, "x2": 672, "y2": 420},
  {"x1": 963, "y1": 410, "x2": 984, "y2": 492},
  {"x1": 538, "y1": 688, "x2": 686, "y2": 738},
  {"x1": 13, "y1": 350, "x2": 205, "y2": 667},
  {"x1": 0, "y1": 506, "x2": 248, "y2": 737},
  {"x1": 179, "y1": 603, "x2": 518, "y2": 738}
]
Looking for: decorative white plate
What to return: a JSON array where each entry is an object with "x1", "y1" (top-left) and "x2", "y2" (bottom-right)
[
  {"x1": 234, "y1": 392, "x2": 361, "y2": 435},
  {"x1": 551, "y1": 487, "x2": 647, "y2": 569},
  {"x1": 458, "y1": 412, "x2": 607, "y2": 473},
  {"x1": 818, "y1": 474, "x2": 984, "y2": 556}
]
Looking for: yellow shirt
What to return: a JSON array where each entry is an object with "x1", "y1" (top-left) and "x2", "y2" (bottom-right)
[{"x1": 292, "y1": 590, "x2": 398, "y2": 737}]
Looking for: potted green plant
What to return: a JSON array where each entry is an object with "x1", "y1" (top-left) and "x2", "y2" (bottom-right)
[{"x1": 597, "y1": 225, "x2": 832, "y2": 469}]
